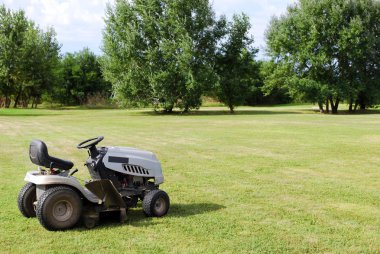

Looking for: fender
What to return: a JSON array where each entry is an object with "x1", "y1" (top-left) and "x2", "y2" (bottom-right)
[{"x1": 24, "y1": 171, "x2": 100, "y2": 203}]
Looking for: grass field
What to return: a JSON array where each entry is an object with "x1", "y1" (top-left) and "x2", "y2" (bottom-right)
[{"x1": 0, "y1": 105, "x2": 379, "y2": 253}]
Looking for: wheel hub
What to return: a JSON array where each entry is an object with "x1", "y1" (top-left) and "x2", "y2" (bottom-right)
[
  {"x1": 154, "y1": 197, "x2": 166, "y2": 214},
  {"x1": 53, "y1": 200, "x2": 73, "y2": 221}
]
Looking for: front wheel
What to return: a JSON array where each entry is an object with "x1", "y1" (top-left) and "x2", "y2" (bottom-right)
[
  {"x1": 36, "y1": 186, "x2": 82, "y2": 231},
  {"x1": 142, "y1": 190, "x2": 170, "y2": 217},
  {"x1": 17, "y1": 182, "x2": 37, "y2": 218}
]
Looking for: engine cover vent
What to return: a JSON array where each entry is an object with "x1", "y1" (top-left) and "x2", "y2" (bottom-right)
[{"x1": 123, "y1": 164, "x2": 150, "y2": 175}]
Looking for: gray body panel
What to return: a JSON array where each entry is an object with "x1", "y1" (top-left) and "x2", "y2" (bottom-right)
[
  {"x1": 25, "y1": 171, "x2": 100, "y2": 203},
  {"x1": 103, "y1": 146, "x2": 164, "y2": 184}
]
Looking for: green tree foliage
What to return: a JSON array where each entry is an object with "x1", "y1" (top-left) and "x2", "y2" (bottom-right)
[
  {"x1": 215, "y1": 14, "x2": 260, "y2": 112},
  {"x1": 22, "y1": 27, "x2": 61, "y2": 108},
  {"x1": 256, "y1": 61, "x2": 292, "y2": 105},
  {"x1": 102, "y1": 0, "x2": 219, "y2": 112},
  {"x1": 53, "y1": 48, "x2": 111, "y2": 105},
  {"x1": 0, "y1": 6, "x2": 29, "y2": 107},
  {"x1": 265, "y1": 0, "x2": 380, "y2": 113},
  {"x1": 0, "y1": 5, "x2": 61, "y2": 108}
]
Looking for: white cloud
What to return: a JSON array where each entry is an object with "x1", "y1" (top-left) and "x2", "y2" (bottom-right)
[
  {"x1": 212, "y1": 0, "x2": 297, "y2": 58},
  {"x1": 3, "y1": 0, "x2": 296, "y2": 58},
  {"x1": 3, "y1": 0, "x2": 109, "y2": 54},
  {"x1": 3, "y1": 0, "x2": 15, "y2": 4}
]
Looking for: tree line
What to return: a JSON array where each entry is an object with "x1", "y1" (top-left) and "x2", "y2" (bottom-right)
[
  {"x1": 1, "y1": 0, "x2": 379, "y2": 113},
  {"x1": 264, "y1": 0, "x2": 380, "y2": 113},
  {"x1": 0, "y1": 5, "x2": 111, "y2": 108},
  {"x1": 0, "y1": 6, "x2": 59, "y2": 108},
  {"x1": 101, "y1": 0, "x2": 274, "y2": 112},
  {"x1": 102, "y1": 0, "x2": 379, "y2": 113}
]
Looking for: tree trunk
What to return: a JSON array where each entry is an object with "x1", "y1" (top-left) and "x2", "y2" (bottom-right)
[
  {"x1": 318, "y1": 102, "x2": 324, "y2": 113},
  {"x1": 348, "y1": 98, "x2": 353, "y2": 113},
  {"x1": 25, "y1": 95, "x2": 31, "y2": 108},
  {"x1": 34, "y1": 97, "x2": 39, "y2": 109},
  {"x1": 360, "y1": 103, "x2": 366, "y2": 111},
  {"x1": 330, "y1": 98, "x2": 339, "y2": 114},
  {"x1": 13, "y1": 86, "x2": 22, "y2": 108},
  {"x1": 325, "y1": 99, "x2": 330, "y2": 113},
  {"x1": 164, "y1": 104, "x2": 173, "y2": 113},
  {"x1": 354, "y1": 100, "x2": 359, "y2": 111},
  {"x1": 228, "y1": 103, "x2": 234, "y2": 113},
  {"x1": 5, "y1": 96, "x2": 11, "y2": 108},
  {"x1": 22, "y1": 97, "x2": 29, "y2": 108},
  {"x1": 31, "y1": 97, "x2": 36, "y2": 108},
  {"x1": 329, "y1": 98, "x2": 334, "y2": 113}
]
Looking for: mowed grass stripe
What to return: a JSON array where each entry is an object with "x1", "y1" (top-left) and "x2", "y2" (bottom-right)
[{"x1": 0, "y1": 105, "x2": 379, "y2": 253}]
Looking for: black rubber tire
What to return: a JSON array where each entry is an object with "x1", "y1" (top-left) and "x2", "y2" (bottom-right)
[
  {"x1": 142, "y1": 190, "x2": 170, "y2": 217},
  {"x1": 17, "y1": 182, "x2": 37, "y2": 218},
  {"x1": 36, "y1": 186, "x2": 82, "y2": 231}
]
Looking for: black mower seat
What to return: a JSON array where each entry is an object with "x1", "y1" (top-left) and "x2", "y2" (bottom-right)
[{"x1": 29, "y1": 140, "x2": 74, "y2": 171}]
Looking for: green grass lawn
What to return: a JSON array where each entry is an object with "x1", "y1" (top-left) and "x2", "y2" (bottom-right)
[{"x1": 0, "y1": 105, "x2": 379, "y2": 253}]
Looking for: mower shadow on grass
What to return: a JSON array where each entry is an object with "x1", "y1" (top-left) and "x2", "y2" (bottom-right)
[
  {"x1": 74, "y1": 202, "x2": 225, "y2": 231},
  {"x1": 167, "y1": 203, "x2": 225, "y2": 218}
]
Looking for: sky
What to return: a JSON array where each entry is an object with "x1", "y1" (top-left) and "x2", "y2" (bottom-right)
[{"x1": 1, "y1": 0, "x2": 296, "y2": 58}]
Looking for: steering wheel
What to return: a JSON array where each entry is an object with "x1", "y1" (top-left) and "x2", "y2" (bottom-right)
[{"x1": 77, "y1": 136, "x2": 104, "y2": 149}]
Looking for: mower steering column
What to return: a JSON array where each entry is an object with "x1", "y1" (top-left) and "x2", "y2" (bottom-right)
[{"x1": 89, "y1": 145, "x2": 99, "y2": 159}]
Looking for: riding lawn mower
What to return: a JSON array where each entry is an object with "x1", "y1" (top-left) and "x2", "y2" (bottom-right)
[{"x1": 17, "y1": 136, "x2": 170, "y2": 231}]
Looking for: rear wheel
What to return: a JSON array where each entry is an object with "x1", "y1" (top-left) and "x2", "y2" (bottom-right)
[
  {"x1": 36, "y1": 186, "x2": 82, "y2": 231},
  {"x1": 17, "y1": 182, "x2": 37, "y2": 218},
  {"x1": 142, "y1": 190, "x2": 170, "y2": 217}
]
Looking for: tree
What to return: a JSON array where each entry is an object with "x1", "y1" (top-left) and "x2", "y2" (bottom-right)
[
  {"x1": 215, "y1": 14, "x2": 259, "y2": 112},
  {"x1": 266, "y1": 0, "x2": 380, "y2": 113},
  {"x1": 20, "y1": 26, "x2": 61, "y2": 108},
  {"x1": 255, "y1": 61, "x2": 292, "y2": 106},
  {"x1": 54, "y1": 48, "x2": 111, "y2": 105},
  {"x1": 0, "y1": 5, "x2": 29, "y2": 108},
  {"x1": 0, "y1": 5, "x2": 61, "y2": 108},
  {"x1": 102, "y1": 0, "x2": 219, "y2": 112}
]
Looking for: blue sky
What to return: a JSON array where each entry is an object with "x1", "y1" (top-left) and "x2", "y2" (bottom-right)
[{"x1": 2, "y1": 0, "x2": 296, "y2": 58}]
